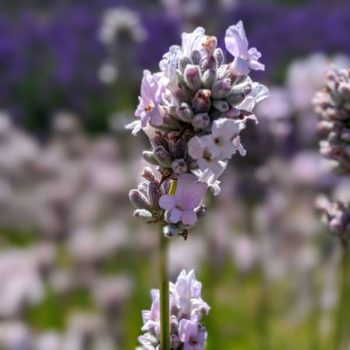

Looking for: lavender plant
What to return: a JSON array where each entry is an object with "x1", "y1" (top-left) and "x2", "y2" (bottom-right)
[
  {"x1": 314, "y1": 67, "x2": 350, "y2": 242},
  {"x1": 313, "y1": 66, "x2": 350, "y2": 349},
  {"x1": 127, "y1": 21, "x2": 268, "y2": 349}
]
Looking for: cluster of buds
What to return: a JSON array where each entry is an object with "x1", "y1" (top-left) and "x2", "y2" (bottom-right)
[
  {"x1": 137, "y1": 270, "x2": 210, "y2": 350},
  {"x1": 313, "y1": 67, "x2": 350, "y2": 173},
  {"x1": 314, "y1": 67, "x2": 350, "y2": 243},
  {"x1": 127, "y1": 21, "x2": 268, "y2": 238}
]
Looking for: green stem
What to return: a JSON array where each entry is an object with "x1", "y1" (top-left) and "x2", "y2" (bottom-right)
[
  {"x1": 160, "y1": 225, "x2": 170, "y2": 350},
  {"x1": 334, "y1": 244, "x2": 350, "y2": 350},
  {"x1": 256, "y1": 278, "x2": 270, "y2": 350}
]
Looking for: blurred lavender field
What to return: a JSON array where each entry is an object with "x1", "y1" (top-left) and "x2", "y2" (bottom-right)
[{"x1": 0, "y1": 0, "x2": 350, "y2": 349}]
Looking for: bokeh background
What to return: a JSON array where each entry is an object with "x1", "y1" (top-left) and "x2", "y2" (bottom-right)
[{"x1": 0, "y1": 0, "x2": 350, "y2": 349}]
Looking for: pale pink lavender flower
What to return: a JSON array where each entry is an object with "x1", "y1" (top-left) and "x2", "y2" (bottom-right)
[
  {"x1": 134, "y1": 70, "x2": 169, "y2": 129},
  {"x1": 211, "y1": 118, "x2": 245, "y2": 158},
  {"x1": 225, "y1": 21, "x2": 265, "y2": 76},
  {"x1": 188, "y1": 136, "x2": 224, "y2": 174},
  {"x1": 159, "y1": 174, "x2": 207, "y2": 226}
]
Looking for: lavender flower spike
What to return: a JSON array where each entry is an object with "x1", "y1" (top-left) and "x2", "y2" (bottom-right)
[
  {"x1": 138, "y1": 270, "x2": 209, "y2": 350},
  {"x1": 225, "y1": 21, "x2": 265, "y2": 76},
  {"x1": 129, "y1": 21, "x2": 268, "y2": 349},
  {"x1": 159, "y1": 174, "x2": 207, "y2": 226}
]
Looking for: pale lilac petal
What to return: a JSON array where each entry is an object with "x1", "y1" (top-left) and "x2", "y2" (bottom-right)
[
  {"x1": 212, "y1": 118, "x2": 241, "y2": 141},
  {"x1": 233, "y1": 136, "x2": 246, "y2": 156},
  {"x1": 182, "y1": 27, "x2": 206, "y2": 57},
  {"x1": 231, "y1": 57, "x2": 250, "y2": 76},
  {"x1": 201, "y1": 135, "x2": 220, "y2": 157},
  {"x1": 182, "y1": 209, "x2": 197, "y2": 226},
  {"x1": 125, "y1": 120, "x2": 142, "y2": 135},
  {"x1": 188, "y1": 136, "x2": 204, "y2": 159},
  {"x1": 169, "y1": 208, "x2": 182, "y2": 223},
  {"x1": 248, "y1": 47, "x2": 262, "y2": 60},
  {"x1": 159, "y1": 45, "x2": 182, "y2": 81},
  {"x1": 149, "y1": 106, "x2": 163, "y2": 126},
  {"x1": 178, "y1": 319, "x2": 197, "y2": 343},
  {"x1": 159, "y1": 195, "x2": 175, "y2": 210},
  {"x1": 225, "y1": 21, "x2": 248, "y2": 58},
  {"x1": 238, "y1": 83, "x2": 269, "y2": 112},
  {"x1": 249, "y1": 60, "x2": 265, "y2": 71},
  {"x1": 175, "y1": 174, "x2": 207, "y2": 209},
  {"x1": 141, "y1": 70, "x2": 154, "y2": 101},
  {"x1": 248, "y1": 47, "x2": 265, "y2": 70}
]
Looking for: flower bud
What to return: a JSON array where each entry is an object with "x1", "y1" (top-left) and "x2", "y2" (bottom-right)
[
  {"x1": 163, "y1": 223, "x2": 178, "y2": 238},
  {"x1": 213, "y1": 100, "x2": 229, "y2": 112},
  {"x1": 170, "y1": 317, "x2": 179, "y2": 333},
  {"x1": 176, "y1": 103, "x2": 193, "y2": 122},
  {"x1": 154, "y1": 145, "x2": 173, "y2": 166},
  {"x1": 191, "y1": 113, "x2": 210, "y2": 129},
  {"x1": 225, "y1": 91, "x2": 245, "y2": 105},
  {"x1": 142, "y1": 151, "x2": 160, "y2": 166},
  {"x1": 152, "y1": 133, "x2": 168, "y2": 149},
  {"x1": 341, "y1": 130, "x2": 350, "y2": 142},
  {"x1": 161, "y1": 180, "x2": 170, "y2": 194},
  {"x1": 202, "y1": 69, "x2": 216, "y2": 88},
  {"x1": 162, "y1": 115, "x2": 181, "y2": 130},
  {"x1": 148, "y1": 182, "x2": 161, "y2": 209},
  {"x1": 168, "y1": 139, "x2": 186, "y2": 159},
  {"x1": 134, "y1": 209, "x2": 153, "y2": 220},
  {"x1": 191, "y1": 50, "x2": 201, "y2": 65},
  {"x1": 175, "y1": 69, "x2": 185, "y2": 85},
  {"x1": 211, "y1": 78, "x2": 232, "y2": 99},
  {"x1": 195, "y1": 205, "x2": 207, "y2": 218},
  {"x1": 166, "y1": 130, "x2": 181, "y2": 141},
  {"x1": 129, "y1": 189, "x2": 152, "y2": 211},
  {"x1": 142, "y1": 167, "x2": 157, "y2": 183},
  {"x1": 214, "y1": 48, "x2": 224, "y2": 66},
  {"x1": 200, "y1": 55, "x2": 216, "y2": 71},
  {"x1": 192, "y1": 89, "x2": 211, "y2": 113},
  {"x1": 137, "y1": 182, "x2": 148, "y2": 196},
  {"x1": 338, "y1": 82, "x2": 350, "y2": 99},
  {"x1": 171, "y1": 158, "x2": 188, "y2": 174},
  {"x1": 184, "y1": 64, "x2": 202, "y2": 91},
  {"x1": 231, "y1": 82, "x2": 252, "y2": 96},
  {"x1": 203, "y1": 36, "x2": 217, "y2": 53},
  {"x1": 170, "y1": 334, "x2": 181, "y2": 348},
  {"x1": 224, "y1": 106, "x2": 241, "y2": 118},
  {"x1": 179, "y1": 55, "x2": 191, "y2": 72}
]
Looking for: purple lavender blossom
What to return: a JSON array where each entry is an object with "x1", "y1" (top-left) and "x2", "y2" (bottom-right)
[
  {"x1": 159, "y1": 174, "x2": 207, "y2": 226},
  {"x1": 135, "y1": 70, "x2": 169, "y2": 128},
  {"x1": 225, "y1": 21, "x2": 264, "y2": 76}
]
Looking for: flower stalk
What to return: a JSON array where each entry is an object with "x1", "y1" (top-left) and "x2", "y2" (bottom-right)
[
  {"x1": 334, "y1": 245, "x2": 350, "y2": 350},
  {"x1": 160, "y1": 225, "x2": 170, "y2": 350}
]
